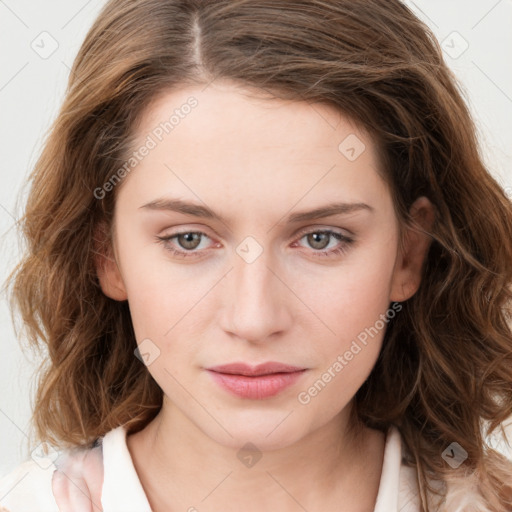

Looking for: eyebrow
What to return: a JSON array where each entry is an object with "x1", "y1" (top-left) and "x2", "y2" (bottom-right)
[{"x1": 139, "y1": 198, "x2": 374, "y2": 224}]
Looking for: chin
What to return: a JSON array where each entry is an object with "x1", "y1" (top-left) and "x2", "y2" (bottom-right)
[{"x1": 198, "y1": 409, "x2": 311, "y2": 452}]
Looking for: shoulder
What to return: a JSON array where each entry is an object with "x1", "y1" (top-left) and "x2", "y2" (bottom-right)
[
  {"x1": 0, "y1": 440, "x2": 104, "y2": 512},
  {"x1": 0, "y1": 426, "x2": 141, "y2": 512},
  {"x1": 0, "y1": 457, "x2": 59, "y2": 512},
  {"x1": 51, "y1": 441, "x2": 104, "y2": 511},
  {"x1": 394, "y1": 426, "x2": 510, "y2": 512}
]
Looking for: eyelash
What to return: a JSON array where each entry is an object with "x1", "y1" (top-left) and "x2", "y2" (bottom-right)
[{"x1": 155, "y1": 228, "x2": 354, "y2": 260}]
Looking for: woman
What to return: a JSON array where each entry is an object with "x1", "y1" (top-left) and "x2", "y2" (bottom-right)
[{"x1": 1, "y1": 0, "x2": 511, "y2": 510}]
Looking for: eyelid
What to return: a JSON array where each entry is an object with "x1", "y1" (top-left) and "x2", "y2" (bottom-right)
[
  {"x1": 293, "y1": 224, "x2": 354, "y2": 238},
  {"x1": 157, "y1": 221, "x2": 353, "y2": 239}
]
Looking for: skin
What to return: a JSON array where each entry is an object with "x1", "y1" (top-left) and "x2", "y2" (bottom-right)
[{"x1": 96, "y1": 79, "x2": 434, "y2": 512}]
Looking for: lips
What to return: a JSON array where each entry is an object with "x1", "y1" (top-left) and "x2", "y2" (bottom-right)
[
  {"x1": 207, "y1": 362, "x2": 305, "y2": 376},
  {"x1": 205, "y1": 362, "x2": 307, "y2": 399}
]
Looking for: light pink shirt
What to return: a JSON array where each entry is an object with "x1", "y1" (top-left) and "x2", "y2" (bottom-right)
[{"x1": 0, "y1": 424, "x2": 496, "y2": 511}]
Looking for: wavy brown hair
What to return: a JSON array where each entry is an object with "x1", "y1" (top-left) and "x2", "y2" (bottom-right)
[{"x1": 5, "y1": 0, "x2": 512, "y2": 510}]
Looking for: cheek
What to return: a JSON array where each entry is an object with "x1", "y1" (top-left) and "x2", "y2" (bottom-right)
[
  {"x1": 295, "y1": 255, "x2": 397, "y2": 416},
  {"x1": 291, "y1": 237, "x2": 398, "y2": 410},
  {"x1": 296, "y1": 339, "x2": 381, "y2": 427},
  {"x1": 114, "y1": 228, "x2": 191, "y2": 340},
  {"x1": 296, "y1": 239, "x2": 398, "y2": 345}
]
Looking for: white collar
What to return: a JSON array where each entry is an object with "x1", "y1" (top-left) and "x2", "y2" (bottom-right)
[
  {"x1": 100, "y1": 426, "x2": 152, "y2": 511},
  {"x1": 98, "y1": 423, "x2": 417, "y2": 512}
]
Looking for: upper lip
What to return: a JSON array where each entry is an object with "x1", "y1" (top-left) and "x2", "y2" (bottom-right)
[{"x1": 206, "y1": 362, "x2": 306, "y2": 376}]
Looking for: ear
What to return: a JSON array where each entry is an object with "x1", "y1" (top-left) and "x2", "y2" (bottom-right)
[
  {"x1": 390, "y1": 196, "x2": 435, "y2": 302},
  {"x1": 92, "y1": 221, "x2": 128, "y2": 301}
]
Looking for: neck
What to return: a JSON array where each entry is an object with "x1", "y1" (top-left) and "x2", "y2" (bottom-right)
[{"x1": 126, "y1": 400, "x2": 385, "y2": 512}]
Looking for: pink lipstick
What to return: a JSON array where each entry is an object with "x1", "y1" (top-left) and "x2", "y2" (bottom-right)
[{"x1": 206, "y1": 362, "x2": 307, "y2": 399}]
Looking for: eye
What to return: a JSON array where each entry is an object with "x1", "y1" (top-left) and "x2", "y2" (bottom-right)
[
  {"x1": 293, "y1": 229, "x2": 354, "y2": 258},
  {"x1": 155, "y1": 231, "x2": 215, "y2": 259},
  {"x1": 155, "y1": 228, "x2": 354, "y2": 260}
]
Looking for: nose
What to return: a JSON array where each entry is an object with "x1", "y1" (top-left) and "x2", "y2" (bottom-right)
[{"x1": 219, "y1": 242, "x2": 293, "y2": 344}]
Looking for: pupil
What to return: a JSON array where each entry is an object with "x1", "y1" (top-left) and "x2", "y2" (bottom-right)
[
  {"x1": 310, "y1": 232, "x2": 328, "y2": 249},
  {"x1": 181, "y1": 233, "x2": 199, "y2": 249}
]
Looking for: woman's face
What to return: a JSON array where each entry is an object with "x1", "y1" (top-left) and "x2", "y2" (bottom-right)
[{"x1": 98, "y1": 80, "x2": 428, "y2": 450}]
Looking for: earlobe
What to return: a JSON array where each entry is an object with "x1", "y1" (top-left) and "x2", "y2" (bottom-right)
[
  {"x1": 92, "y1": 222, "x2": 128, "y2": 301},
  {"x1": 390, "y1": 196, "x2": 435, "y2": 303}
]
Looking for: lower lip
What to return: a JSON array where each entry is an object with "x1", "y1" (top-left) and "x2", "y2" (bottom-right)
[{"x1": 206, "y1": 370, "x2": 306, "y2": 399}]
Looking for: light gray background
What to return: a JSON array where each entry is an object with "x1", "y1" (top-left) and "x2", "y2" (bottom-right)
[{"x1": 1, "y1": 0, "x2": 511, "y2": 475}]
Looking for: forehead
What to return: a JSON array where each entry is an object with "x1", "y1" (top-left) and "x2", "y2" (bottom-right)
[
  {"x1": 136, "y1": 79, "x2": 370, "y2": 155},
  {"x1": 117, "y1": 80, "x2": 391, "y2": 225}
]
